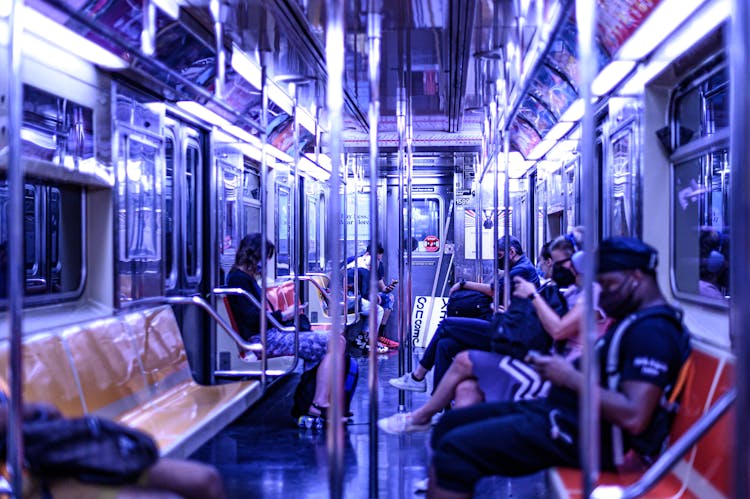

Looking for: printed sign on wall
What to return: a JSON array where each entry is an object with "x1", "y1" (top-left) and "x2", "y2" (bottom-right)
[{"x1": 411, "y1": 296, "x2": 449, "y2": 347}]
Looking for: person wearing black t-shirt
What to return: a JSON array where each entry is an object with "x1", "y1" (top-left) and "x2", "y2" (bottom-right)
[
  {"x1": 227, "y1": 233, "x2": 342, "y2": 420},
  {"x1": 426, "y1": 237, "x2": 691, "y2": 498}
]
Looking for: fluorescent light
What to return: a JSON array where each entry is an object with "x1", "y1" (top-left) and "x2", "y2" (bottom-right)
[
  {"x1": 267, "y1": 80, "x2": 293, "y2": 115},
  {"x1": 560, "y1": 99, "x2": 584, "y2": 122},
  {"x1": 662, "y1": 0, "x2": 729, "y2": 59},
  {"x1": 177, "y1": 101, "x2": 232, "y2": 128},
  {"x1": 266, "y1": 145, "x2": 293, "y2": 164},
  {"x1": 527, "y1": 140, "x2": 556, "y2": 160},
  {"x1": 568, "y1": 126, "x2": 582, "y2": 140},
  {"x1": 24, "y1": 7, "x2": 128, "y2": 69},
  {"x1": 592, "y1": 60, "x2": 636, "y2": 96},
  {"x1": 299, "y1": 156, "x2": 331, "y2": 181},
  {"x1": 537, "y1": 160, "x2": 562, "y2": 175},
  {"x1": 617, "y1": 0, "x2": 703, "y2": 60},
  {"x1": 545, "y1": 140, "x2": 579, "y2": 160},
  {"x1": 545, "y1": 121, "x2": 574, "y2": 141},
  {"x1": 618, "y1": 59, "x2": 669, "y2": 95},
  {"x1": 298, "y1": 108, "x2": 316, "y2": 135},
  {"x1": 618, "y1": 0, "x2": 729, "y2": 96},
  {"x1": 153, "y1": 0, "x2": 180, "y2": 19},
  {"x1": 231, "y1": 46, "x2": 262, "y2": 89}
]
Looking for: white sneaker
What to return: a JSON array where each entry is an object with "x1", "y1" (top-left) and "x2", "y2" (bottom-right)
[
  {"x1": 414, "y1": 478, "x2": 429, "y2": 493},
  {"x1": 377, "y1": 413, "x2": 431, "y2": 434},
  {"x1": 388, "y1": 372, "x2": 427, "y2": 392}
]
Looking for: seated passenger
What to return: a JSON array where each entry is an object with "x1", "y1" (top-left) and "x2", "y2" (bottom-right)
[
  {"x1": 388, "y1": 235, "x2": 539, "y2": 392},
  {"x1": 0, "y1": 400, "x2": 224, "y2": 498},
  {"x1": 379, "y1": 235, "x2": 595, "y2": 433},
  {"x1": 346, "y1": 260, "x2": 387, "y2": 354},
  {"x1": 227, "y1": 233, "x2": 343, "y2": 419},
  {"x1": 426, "y1": 237, "x2": 691, "y2": 498}
]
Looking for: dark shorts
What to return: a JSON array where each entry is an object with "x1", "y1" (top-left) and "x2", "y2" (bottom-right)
[{"x1": 468, "y1": 350, "x2": 550, "y2": 403}]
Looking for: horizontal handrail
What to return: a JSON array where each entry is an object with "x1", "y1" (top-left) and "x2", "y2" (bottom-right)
[
  {"x1": 131, "y1": 295, "x2": 275, "y2": 353},
  {"x1": 592, "y1": 388, "x2": 736, "y2": 499},
  {"x1": 212, "y1": 287, "x2": 300, "y2": 379}
]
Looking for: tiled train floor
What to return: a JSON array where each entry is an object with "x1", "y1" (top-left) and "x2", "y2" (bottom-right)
[{"x1": 191, "y1": 350, "x2": 546, "y2": 498}]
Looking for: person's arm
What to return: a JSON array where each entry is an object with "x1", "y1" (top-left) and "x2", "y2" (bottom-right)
[
  {"x1": 448, "y1": 280, "x2": 493, "y2": 296},
  {"x1": 528, "y1": 355, "x2": 663, "y2": 434},
  {"x1": 513, "y1": 277, "x2": 578, "y2": 341}
]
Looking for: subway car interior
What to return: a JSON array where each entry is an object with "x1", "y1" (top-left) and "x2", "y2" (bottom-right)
[{"x1": 1, "y1": 0, "x2": 750, "y2": 497}]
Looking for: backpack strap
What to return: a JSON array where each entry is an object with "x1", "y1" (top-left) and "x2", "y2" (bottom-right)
[{"x1": 606, "y1": 305, "x2": 687, "y2": 469}]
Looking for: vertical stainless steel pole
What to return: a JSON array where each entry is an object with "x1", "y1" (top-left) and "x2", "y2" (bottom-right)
[
  {"x1": 397, "y1": 82, "x2": 406, "y2": 411},
  {"x1": 291, "y1": 82, "x2": 301, "y2": 367},
  {"x1": 259, "y1": 62, "x2": 269, "y2": 388},
  {"x1": 367, "y1": 2, "x2": 382, "y2": 496},
  {"x1": 141, "y1": 0, "x2": 156, "y2": 56},
  {"x1": 210, "y1": 0, "x2": 225, "y2": 98},
  {"x1": 325, "y1": 2, "x2": 346, "y2": 497},
  {"x1": 576, "y1": 0, "x2": 599, "y2": 495},
  {"x1": 730, "y1": 0, "x2": 750, "y2": 497},
  {"x1": 7, "y1": 1, "x2": 25, "y2": 497},
  {"x1": 405, "y1": 17, "x2": 414, "y2": 375}
]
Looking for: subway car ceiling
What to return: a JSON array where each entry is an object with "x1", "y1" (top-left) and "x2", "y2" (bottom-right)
[{"x1": 0, "y1": 1, "x2": 729, "y2": 170}]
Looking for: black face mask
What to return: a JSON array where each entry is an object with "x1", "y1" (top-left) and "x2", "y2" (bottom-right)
[
  {"x1": 599, "y1": 276, "x2": 639, "y2": 319},
  {"x1": 552, "y1": 265, "x2": 576, "y2": 288}
]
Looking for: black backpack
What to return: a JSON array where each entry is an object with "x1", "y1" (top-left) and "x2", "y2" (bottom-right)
[
  {"x1": 21, "y1": 416, "x2": 159, "y2": 485},
  {"x1": 446, "y1": 289, "x2": 493, "y2": 320},
  {"x1": 291, "y1": 354, "x2": 359, "y2": 419},
  {"x1": 490, "y1": 283, "x2": 569, "y2": 359}
]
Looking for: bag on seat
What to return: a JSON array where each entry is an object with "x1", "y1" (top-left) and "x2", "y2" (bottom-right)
[
  {"x1": 446, "y1": 289, "x2": 493, "y2": 319},
  {"x1": 22, "y1": 416, "x2": 159, "y2": 485}
]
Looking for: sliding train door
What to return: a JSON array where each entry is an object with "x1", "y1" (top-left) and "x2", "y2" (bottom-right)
[{"x1": 164, "y1": 116, "x2": 212, "y2": 383}]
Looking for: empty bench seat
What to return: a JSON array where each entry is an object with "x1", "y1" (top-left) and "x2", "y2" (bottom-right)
[
  {"x1": 0, "y1": 306, "x2": 262, "y2": 458},
  {"x1": 549, "y1": 346, "x2": 734, "y2": 498}
]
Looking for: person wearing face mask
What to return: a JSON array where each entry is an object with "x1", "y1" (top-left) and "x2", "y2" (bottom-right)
[
  {"x1": 536, "y1": 241, "x2": 553, "y2": 282},
  {"x1": 513, "y1": 232, "x2": 606, "y2": 360},
  {"x1": 424, "y1": 237, "x2": 691, "y2": 498}
]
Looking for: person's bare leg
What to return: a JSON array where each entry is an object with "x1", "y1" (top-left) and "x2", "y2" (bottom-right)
[
  {"x1": 453, "y1": 379, "x2": 484, "y2": 408},
  {"x1": 426, "y1": 466, "x2": 471, "y2": 499},
  {"x1": 136, "y1": 458, "x2": 226, "y2": 499},
  {"x1": 311, "y1": 335, "x2": 346, "y2": 411},
  {"x1": 410, "y1": 352, "x2": 474, "y2": 425}
]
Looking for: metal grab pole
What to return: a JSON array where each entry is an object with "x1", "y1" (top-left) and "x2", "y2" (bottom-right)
[
  {"x1": 397, "y1": 82, "x2": 406, "y2": 412},
  {"x1": 729, "y1": 0, "x2": 750, "y2": 496},
  {"x1": 576, "y1": 0, "x2": 599, "y2": 496},
  {"x1": 259, "y1": 61, "x2": 269, "y2": 390},
  {"x1": 366, "y1": 2, "x2": 382, "y2": 497},
  {"x1": 7, "y1": 2, "x2": 25, "y2": 497},
  {"x1": 325, "y1": 2, "x2": 346, "y2": 498}
]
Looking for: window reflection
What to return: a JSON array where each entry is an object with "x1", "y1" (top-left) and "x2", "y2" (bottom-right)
[{"x1": 404, "y1": 198, "x2": 441, "y2": 253}]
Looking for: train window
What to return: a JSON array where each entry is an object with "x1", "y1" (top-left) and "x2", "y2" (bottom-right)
[
  {"x1": 122, "y1": 136, "x2": 161, "y2": 260},
  {"x1": 22, "y1": 85, "x2": 95, "y2": 168},
  {"x1": 164, "y1": 133, "x2": 177, "y2": 289},
  {"x1": 608, "y1": 126, "x2": 637, "y2": 237},
  {"x1": 307, "y1": 195, "x2": 320, "y2": 271},
  {"x1": 276, "y1": 186, "x2": 291, "y2": 276},
  {"x1": 671, "y1": 62, "x2": 730, "y2": 304},
  {"x1": 242, "y1": 165, "x2": 261, "y2": 234},
  {"x1": 675, "y1": 66, "x2": 728, "y2": 146},
  {"x1": 184, "y1": 141, "x2": 202, "y2": 280},
  {"x1": 406, "y1": 198, "x2": 441, "y2": 253},
  {"x1": 672, "y1": 149, "x2": 729, "y2": 301},
  {"x1": 117, "y1": 132, "x2": 163, "y2": 304},
  {"x1": 220, "y1": 165, "x2": 240, "y2": 277},
  {"x1": 0, "y1": 178, "x2": 83, "y2": 301}
]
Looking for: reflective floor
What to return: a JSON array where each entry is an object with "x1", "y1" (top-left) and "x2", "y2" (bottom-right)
[{"x1": 191, "y1": 350, "x2": 546, "y2": 498}]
